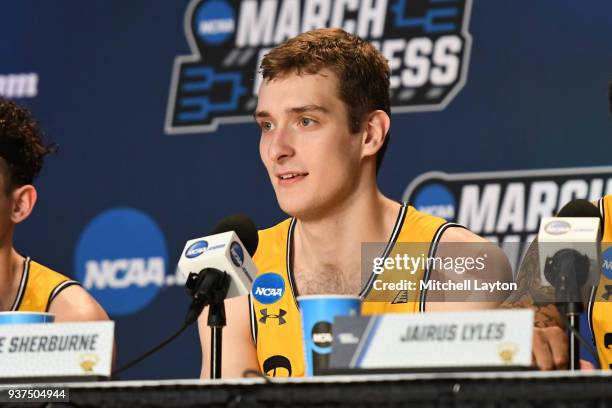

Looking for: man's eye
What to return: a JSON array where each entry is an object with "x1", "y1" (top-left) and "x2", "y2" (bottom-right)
[
  {"x1": 300, "y1": 117, "x2": 315, "y2": 126},
  {"x1": 260, "y1": 121, "x2": 273, "y2": 131}
]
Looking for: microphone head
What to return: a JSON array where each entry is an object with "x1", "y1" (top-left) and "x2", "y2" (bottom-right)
[
  {"x1": 211, "y1": 214, "x2": 259, "y2": 257},
  {"x1": 556, "y1": 199, "x2": 600, "y2": 218}
]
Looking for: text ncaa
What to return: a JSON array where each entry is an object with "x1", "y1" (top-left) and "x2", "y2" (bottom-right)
[{"x1": 166, "y1": 0, "x2": 473, "y2": 133}]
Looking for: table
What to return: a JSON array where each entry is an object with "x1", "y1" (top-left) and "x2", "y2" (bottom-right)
[{"x1": 4, "y1": 371, "x2": 612, "y2": 407}]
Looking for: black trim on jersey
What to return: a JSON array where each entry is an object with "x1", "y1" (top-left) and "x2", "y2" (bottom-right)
[
  {"x1": 285, "y1": 203, "x2": 409, "y2": 304},
  {"x1": 45, "y1": 280, "x2": 81, "y2": 312},
  {"x1": 248, "y1": 294, "x2": 258, "y2": 345},
  {"x1": 359, "y1": 203, "x2": 408, "y2": 299},
  {"x1": 11, "y1": 257, "x2": 31, "y2": 311},
  {"x1": 419, "y1": 223, "x2": 467, "y2": 312},
  {"x1": 587, "y1": 285, "x2": 597, "y2": 348},
  {"x1": 286, "y1": 217, "x2": 300, "y2": 309},
  {"x1": 599, "y1": 197, "x2": 605, "y2": 239},
  {"x1": 587, "y1": 197, "x2": 605, "y2": 354}
]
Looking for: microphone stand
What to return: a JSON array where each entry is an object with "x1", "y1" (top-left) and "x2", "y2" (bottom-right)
[
  {"x1": 185, "y1": 268, "x2": 231, "y2": 379},
  {"x1": 544, "y1": 249, "x2": 589, "y2": 371},
  {"x1": 207, "y1": 279, "x2": 230, "y2": 379}
]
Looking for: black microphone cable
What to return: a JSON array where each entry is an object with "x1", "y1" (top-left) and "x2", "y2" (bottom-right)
[
  {"x1": 112, "y1": 214, "x2": 258, "y2": 378},
  {"x1": 111, "y1": 322, "x2": 193, "y2": 378}
]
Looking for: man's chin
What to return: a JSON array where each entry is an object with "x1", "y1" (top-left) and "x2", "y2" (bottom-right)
[
  {"x1": 277, "y1": 198, "x2": 311, "y2": 219},
  {"x1": 278, "y1": 200, "x2": 330, "y2": 223}
]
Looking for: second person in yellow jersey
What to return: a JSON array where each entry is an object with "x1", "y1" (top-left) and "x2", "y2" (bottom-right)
[
  {"x1": 586, "y1": 196, "x2": 612, "y2": 369},
  {"x1": 0, "y1": 99, "x2": 109, "y2": 322},
  {"x1": 197, "y1": 29, "x2": 561, "y2": 378}
]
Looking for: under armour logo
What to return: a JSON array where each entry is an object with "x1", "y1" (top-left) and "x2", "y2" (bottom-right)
[
  {"x1": 392, "y1": 290, "x2": 408, "y2": 304},
  {"x1": 263, "y1": 355, "x2": 292, "y2": 377},
  {"x1": 602, "y1": 285, "x2": 612, "y2": 301},
  {"x1": 260, "y1": 308, "x2": 287, "y2": 325},
  {"x1": 604, "y1": 333, "x2": 612, "y2": 349}
]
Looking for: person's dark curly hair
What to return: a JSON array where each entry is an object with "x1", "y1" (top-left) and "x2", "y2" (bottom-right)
[{"x1": 0, "y1": 98, "x2": 56, "y2": 194}]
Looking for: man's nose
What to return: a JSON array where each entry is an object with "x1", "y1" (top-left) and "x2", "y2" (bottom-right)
[{"x1": 268, "y1": 127, "x2": 295, "y2": 163}]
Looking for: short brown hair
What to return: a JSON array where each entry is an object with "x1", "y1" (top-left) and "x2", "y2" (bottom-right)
[
  {"x1": 260, "y1": 28, "x2": 391, "y2": 172},
  {"x1": 0, "y1": 98, "x2": 55, "y2": 194}
]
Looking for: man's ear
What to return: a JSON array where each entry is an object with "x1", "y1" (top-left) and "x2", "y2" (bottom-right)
[
  {"x1": 361, "y1": 110, "x2": 390, "y2": 160},
  {"x1": 10, "y1": 185, "x2": 37, "y2": 224}
]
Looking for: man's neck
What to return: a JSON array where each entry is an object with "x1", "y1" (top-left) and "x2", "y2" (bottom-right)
[
  {"x1": 292, "y1": 189, "x2": 400, "y2": 294},
  {"x1": 0, "y1": 246, "x2": 24, "y2": 311}
]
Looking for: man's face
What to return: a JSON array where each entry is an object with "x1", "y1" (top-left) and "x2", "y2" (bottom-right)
[{"x1": 256, "y1": 69, "x2": 363, "y2": 220}]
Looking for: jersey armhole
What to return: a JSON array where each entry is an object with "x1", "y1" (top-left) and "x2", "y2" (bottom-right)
[
  {"x1": 598, "y1": 197, "x2": 605, "y2": 239},
  {"x1": 45, "y1": 280, "x2": 81, "y2": 312},
  {"x1": 248, "y1": 294, "x2": 258, "y2": 346},
  {"x1": 420, "y1": 222, "x2": 468, "y2": 312}
]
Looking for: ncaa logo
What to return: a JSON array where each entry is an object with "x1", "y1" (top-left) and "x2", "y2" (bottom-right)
[
  {"x1": 252, "y1": 273, "x2": 285, "y2": 304},
  {"x1": 412, "y1": 183, "x2": 456, "y2": 221},
  {"x1": 544, "y1": 221, "x2": 571, "y2": 235},
  {"x1": 74, "y1": 208, "x2": 168, "y2": 316},
  {"x1": 185, "y1": 240, "x2": 209, "y2": 258},
  {"x1": 602, "y1": 248, "x2": 612, "y2": 280},
  {"x1": 230, "y1": 241, "x2": 244, "y2": 267},
  {"x1": 311, "y1": 321, "x2": 333, "y2": 350},
  {"x1": 194, "y1": 0, "x2": 236, "y2": 45}
]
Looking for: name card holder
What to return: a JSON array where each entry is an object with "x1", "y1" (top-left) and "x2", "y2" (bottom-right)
[
  {"x1": 329, "y1": 309, "x2": 533, "y2": 373},
  {"x1": 0, "y1": 321, "x2": 114, "y2": 383}
]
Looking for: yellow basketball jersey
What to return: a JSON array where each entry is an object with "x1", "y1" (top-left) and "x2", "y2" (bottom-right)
[
  {"x1": 11, "y1": 257, "x2": 79, "y2": 312},
  {"x1": 589, "y1": 195, "x2": 612, "y2": 369},
  {"x1": 250, "y1": 203, "x2": 452, "y2": 377}
]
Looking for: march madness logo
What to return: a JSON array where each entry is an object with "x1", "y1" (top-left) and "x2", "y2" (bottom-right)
[
  {"x1": 403, "y1": 166, "x2": 612, "y2": 245},
  {"x1": 165, "y1": 0, "x2": 473, "y2": 134}
]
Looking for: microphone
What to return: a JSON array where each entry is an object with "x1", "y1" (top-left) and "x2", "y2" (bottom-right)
[
  {"x1": 180, "y1": 214, "x2": 259, "y2": 379},
  {"x1": 538, "y1": 199, "x2": 600, "y2": 290},
  {"x1": 179, "y1": 214, "x2": 259, "y2": 325},
  {"x1": 113, "y1": 215, "x2": 259, "y2": 378},
  {"x1": 537, "y1": 199, "x2": 601, "y2": 370}
]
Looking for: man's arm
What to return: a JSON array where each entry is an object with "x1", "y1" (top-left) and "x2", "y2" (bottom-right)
[
  {"x1": 499, "y1": 238, "x2": 569, "y2": 370},
  {"x1": 425, "y1": 226, "x2": 569, "y2": 369},
  {"x1": 48, "y1": 285, "x2": 116, "y2": 367},
  {"x1": 426, "y1": 226, "x2": 513, "y2": 311},
  {"x1": 198, "y1": 295, "x2": 259, "y2": 379},
  {"x1": 48, "y1": 285, "x2": 109, "y2": 322}
]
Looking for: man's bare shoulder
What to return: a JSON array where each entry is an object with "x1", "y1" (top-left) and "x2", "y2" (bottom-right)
[
  {"x1": 439, "y1": 226, "x2": 488, "y2": 243},
  {"x1": 48, "y1": 285, "x2": 109, "y2": 322},
  {"x1": 436, "y1": 225, "x2": 512, "y2": 285}
]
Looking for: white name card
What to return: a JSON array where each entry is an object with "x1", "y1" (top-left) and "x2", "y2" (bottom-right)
[
  {"x1": 330, "y1": 309, "x2": 533, "y2": 370},
  {"x1": 0, "y1": 321, "x2": 114, "y2": 380}
]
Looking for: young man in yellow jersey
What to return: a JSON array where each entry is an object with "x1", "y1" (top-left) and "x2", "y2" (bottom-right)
[
  {"x1": 0, "y1": 98, "x2": 108, "y2": 322},
  {"x1": 198, "y1": 28, "x2": 564, "y2": 377}
]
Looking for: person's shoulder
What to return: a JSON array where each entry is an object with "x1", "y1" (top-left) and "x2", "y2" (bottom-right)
[
  {"x1": 257, "y1": 218, "x2": 293, "y2": 243},
  {"x1": 253, "y1": 218, "x2": 292, "y2": 267},
  {"x1": 401, "y1": 205, "x2": 448, "y2": 241},
  {"x1": 404, "y1": 206, "x2": 485, "y2": 243},
  {"x1": 438, "y1": 226, "x2": 487, "y2": 243},
  {"x1": 48, "y1": 285, "x2": 109, "y2": 322},
  {"x1": 28, "y1": 260, "x2": 108, "y2": 322},
  {"x1": 28, "y1": 259, "x2": 71, "y2": 281},
  {"x1": 405, "y1": 206, "x2": 446, "y2": 226},
  {"x1": 26, "y1": 259, "x2": 78, "y2": 301}
]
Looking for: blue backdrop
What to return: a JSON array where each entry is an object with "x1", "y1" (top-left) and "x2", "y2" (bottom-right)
[{"x1": 2, "y1": 0, "x2": 611, "y2": 379}]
